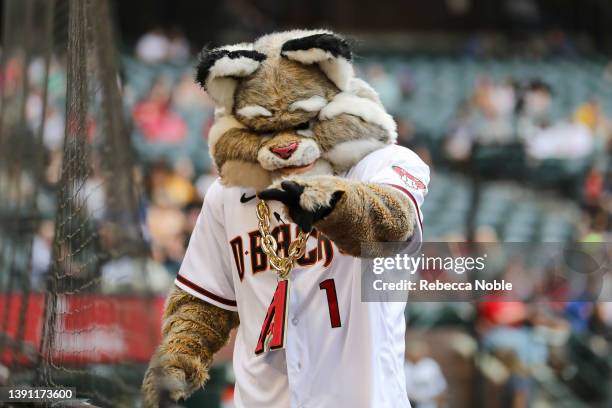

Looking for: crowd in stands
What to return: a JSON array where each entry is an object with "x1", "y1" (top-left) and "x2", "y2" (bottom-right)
[
  {"x1": 0, "y1": 30, "x2": 610, "y2": 407},
  {"x1": 129, "y1": 38, "x2": 612, "y2": 407},
  {"x1": 135, "y1": 28, "x2": 191, "y2": 64}
]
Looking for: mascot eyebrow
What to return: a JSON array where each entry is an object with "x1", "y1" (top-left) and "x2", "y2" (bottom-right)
[
  {"x1": 281, "y1": 33, "x2": 352, "y2": 61},
  {"x1": 194, "y1": 48, "x2": 267, "y2": 90},
  {"x1": 194, "y1": 46, "x2": 268, "y2": 111},
  {"x1": 196, "y1": 50, "x2": 266, "y2": 89}
]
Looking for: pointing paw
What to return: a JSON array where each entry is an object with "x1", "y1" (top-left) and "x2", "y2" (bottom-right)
[{"x1": 258, "y1": 179, "x2": 343, "y2": 232}]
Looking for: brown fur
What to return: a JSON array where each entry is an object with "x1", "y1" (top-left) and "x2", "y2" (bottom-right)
[
  {"x1": 234, "y1": 58, "x2": 338, "y2": 132},
  {"x1": 274, "y1": 175, "x2": 415, "y2": 256},
  {"x1": 204, "y1": 30, "x2": 395, "y2": 190},
  {"x1": 145, "y1": 30, "x2": 407, "y2": 406},
  {"x1": 212, "y1": 127, "x2": 262, "y2": 171},
  {"x1": 316, "y1": 181, "x2": 415, "y2": 256},
  {"x1": 212, "y1": 56, "x2": 383, "y2": 187},
  {"x1": 220, "y1": 160, "x2": 272, "y2": 191},
  {"x1": 313, "y1": 113, "x2": 388, "y2": 152},
  {"x1": 142, "y1": 287, "x2": 238, "y2": 407}
]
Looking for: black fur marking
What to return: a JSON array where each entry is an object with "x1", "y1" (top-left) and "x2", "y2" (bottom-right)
[
  {"x1": 258, "y1": 181, "x2": 343, "y2": 233},
  {"x1": 281, "y1": 33, "x2": 352, "y2": 61},
  {"x1": 194, "y1": 49, "x2": 266, "y2": 88}
]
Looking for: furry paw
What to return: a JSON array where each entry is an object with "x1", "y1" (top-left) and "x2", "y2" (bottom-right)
[
  {"x1": 258, "y1": 177, "x2": 344, "y2": 232},
  {"x1": 142, "y1": 353, "x2": 207, "y2": 408}
]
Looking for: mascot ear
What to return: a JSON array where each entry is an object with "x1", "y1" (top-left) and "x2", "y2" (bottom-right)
[
  {"x1": 281, "y1": 33, "x2": 354, "y2": 91},
  {"x1": 195, "y1": 45, "x2": 266, "y2": 110}
]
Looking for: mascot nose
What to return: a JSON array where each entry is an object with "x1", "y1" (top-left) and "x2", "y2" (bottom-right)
[{"x1": 270, "y1": 142, "x2": 298, "y2": 159}]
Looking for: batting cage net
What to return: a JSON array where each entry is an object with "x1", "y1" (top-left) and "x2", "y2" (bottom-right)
[{"x1": 0, "y1": 0, "x2": 161, "y2": 406}]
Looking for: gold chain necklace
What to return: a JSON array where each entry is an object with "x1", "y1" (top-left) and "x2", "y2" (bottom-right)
[
  {"x1": 254, "y1": 199, "x2": 310, "y2": 354},
  {"x1": 256, "y1": 200, "x2": 310, "y2": 280}
]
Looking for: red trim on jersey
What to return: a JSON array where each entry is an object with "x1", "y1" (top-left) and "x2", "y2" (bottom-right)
[
  {"x1": 385, "y1": 183, "x2": 423, "y2": 231},
  {"x1": 176, "y1": 274, "x2": 237, "y2": 307}
]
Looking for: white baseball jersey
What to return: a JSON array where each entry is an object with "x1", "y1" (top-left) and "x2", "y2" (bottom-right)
[{"x1": 176, "y1": 144, "x2": 429, "y2": 408}]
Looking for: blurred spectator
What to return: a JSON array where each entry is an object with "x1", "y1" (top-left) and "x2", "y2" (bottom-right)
[
  {"x1": 496, "y1": 348, "x2": 532, "y2": 408},
  {"x1": 583, "y1": 165, "x2": 605, "y2": 214},
  {"x1": 590, "y1": 303, "x2": 612, "y2": 342},
  {"x1": 580, "y1": 209, "x2": 610, "y2": 243},
  {"x1": 366, "y1": 64, "x2": 402, "y2": 112},
  {"x1": 147, "y1": 161, "x2": 196, "y2": 208},
  {"x1": 147, "y1": 202, "x2": 187, "y2": 274},
  {"x1": 166, "y1": 28, "x2": 191, "y2": 62},
  {"x1": 25, "y1": 89, "x2": 43, "y2": 129},
  {"x1": 479, "y1": 78, "x2": 515, "y2": 144},
  {"x1": 136, "y1": 27, "x2": 191, "y2": 64},
  {"x1": 133, "y1": 77, "x2": 187, "y2": 142},
  {"x1": 405, "y1": 341, "x2": 447, "y2": 408},
  {"x1": 396, "y1": 116, "x2": 417, "y2": 147},
  {"x1": 135, "y1": 28, "x2": 170, "y2": 63},
  {"x1": 517, "y1": 80, "x2": 553, "y2": 136},
  {"x1": 98, "y1": 221, "x2": 173, "y2": 293},
  {"x1": 445, "y1": 102, "x2": 475, "y2": 161},
  {"x1": 574, "y1": 98, "x2": 602, "y2": 131},
  {"x1": 574, "y1": 98, "x2": 612, "y2": 167},
  {"x1": 142, "y1": 160, "x2": 199, "y2": 274},
  {"x1": 41, "y1": 105, "x2": 65, "y2": 152},
  {"x1": 100, "y1": 255, "x2": 173, "y2": 293},
  {"x1": 183, "y1": 199, "x2": 204, "y2": 248},
  {"x1": 479, "y1": 301, "x2": 549, "y2": 366},
  {"x1": 396, "y1": 64, "x2": 416, "y2": 98},
  {"x1": 196, "y1": 165, "x2": 219, "y2": 198},
  {"x1": 524, "y1": 121, "x2": 593, "y2": 160},
  {"x1": 490, "y1": 79, "x2": 516, "y2": 118},
  {"x1": 30, "y1": 220, "x2": 55, "y2": 290},
  {"x1": 173, "y1": 72, "x2": 213, "y2": 112}
]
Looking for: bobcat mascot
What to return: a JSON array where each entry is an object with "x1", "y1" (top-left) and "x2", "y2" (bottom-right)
[{"x1": 143, "y1": 29, "x2": 429, "y2": 408}]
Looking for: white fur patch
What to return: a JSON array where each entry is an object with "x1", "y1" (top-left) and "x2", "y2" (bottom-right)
[
  {"x1": 207, "y1": 78, "x2": 239, "y2": 114},
  {"x1": 207, "y1": 115, "x2": 245, "y2": 157},
  {"x1": 270, "y1": 159, "x2": 333, "y2": 186},
  {"x1": 323, "y1": 139, "x2": 386, "y2": 171},
  {"x1": 206, "y1": 51, "x2": 262, "y2": 110},
  {"x1": 307, "y1": 159, "x2": 334, "y2": 176},
  {"x1": 297, "y1": 129, "x2": 314, "y2": 138},
  {"x1": 236, "y1": 105, "x2": 272, "y2": 118},
  {"x1": 220, "y1": 43, "x2": 254, "y2": 52},
  {"x1": 282, "y1": 49, "x2": 334, "y2": 64},
  {"x1": 289, "y1": 95, "x2": 328, "y2": 112},
  {"x1": 257, "y1": 139, "x2": 321, "y2": 171},
  {"x1": 348, "y1": 77, "x2": 382, "y2": 104},
  {"x1": 209, "y1": 56, "x2": 260, "y2": 79},
  {"x1": 320, "y1": 93, "x2": 397, "y2": 141},
  {"x1": 319, "y1": 57, "x2": 354, "y2": 91}
]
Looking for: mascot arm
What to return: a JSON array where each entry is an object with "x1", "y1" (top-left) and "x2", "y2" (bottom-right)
[
  {"x1": 258, "y1": 176, "x2": 416, "y2": 256},
  {"x1": 142, "y1": 286, "x2": 239, "y2": 407}
]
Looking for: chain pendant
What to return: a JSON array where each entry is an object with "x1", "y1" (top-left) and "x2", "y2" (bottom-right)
[
  {"x1": 254, "y1": 200, "x2": 309, "y2": 354},
  {"x1": 254, "y1": 278, "x2": 290, "y2": 354}
]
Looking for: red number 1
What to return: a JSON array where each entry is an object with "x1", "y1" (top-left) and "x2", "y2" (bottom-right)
[{"x1": 319, "y1": 279, "x2": 341, "y2": 328}]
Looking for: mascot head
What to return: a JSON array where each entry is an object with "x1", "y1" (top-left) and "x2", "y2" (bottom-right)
[{"x1": 196, "y1": 29, "x2": 397, "y2": 190}]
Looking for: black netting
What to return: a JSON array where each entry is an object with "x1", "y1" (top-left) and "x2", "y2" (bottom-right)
[{"x1": 0, "y1": 1, "x2": 157, "y2": 406}]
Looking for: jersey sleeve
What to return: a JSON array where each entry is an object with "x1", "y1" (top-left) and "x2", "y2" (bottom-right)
[
  {"x1": 174, "y1": 180, "x2": 237, "y2": 311},
  {"x1": 360, "y1": 146, "x2": 430, "y2": 252}
]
